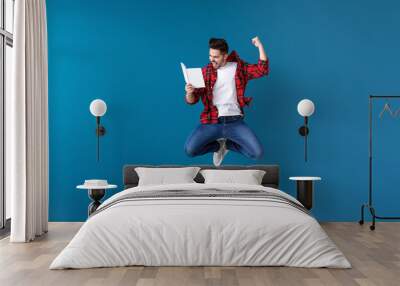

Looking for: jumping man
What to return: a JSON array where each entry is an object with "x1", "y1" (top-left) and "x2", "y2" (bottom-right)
[{"x1": 184, "y1": 37, "x2": 269, "y2": 166}]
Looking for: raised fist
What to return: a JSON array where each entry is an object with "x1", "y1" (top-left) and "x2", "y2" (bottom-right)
[{"x1": 251, "y1": 36, "x2": 263, "y2": 48}]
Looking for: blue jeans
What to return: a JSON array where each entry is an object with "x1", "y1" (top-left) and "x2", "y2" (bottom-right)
[{"x1": 184, "y1": 116, "x2": 264, "y2": 160}]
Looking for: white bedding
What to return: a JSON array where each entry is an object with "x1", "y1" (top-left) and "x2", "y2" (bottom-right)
[{"x1": 50, "y1": 183, "x2": 351, "y2": 269}]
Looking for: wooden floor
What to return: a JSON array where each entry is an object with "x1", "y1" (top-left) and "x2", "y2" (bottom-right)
[{"x1": 0, "y1": 222, "x2": 399, "y2": 286}]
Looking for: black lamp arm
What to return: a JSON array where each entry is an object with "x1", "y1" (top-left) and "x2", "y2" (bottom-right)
[
  {"x1": 95, "y1": 116, "x2": 106, "y2": 162},
  {"x1": 298, "y1": 116, "x2": 310, "y2": 162},
  {"x1": 298, "y1": 116, "x2": 309, "y2": 136},
  {"x1": 96, "y1": 116, "x2": 106, "y2": 136}
]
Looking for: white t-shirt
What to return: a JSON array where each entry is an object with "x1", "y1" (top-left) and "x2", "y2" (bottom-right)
[{"x1": 212, "y1": 62, "x2": 242, "y2": 117}]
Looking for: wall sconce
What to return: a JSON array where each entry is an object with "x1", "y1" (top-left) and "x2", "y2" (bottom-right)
[
  {"x1": 297, "y1": 99, "x2": 315, "y2": 162},
  {"x1": 89, "y1": 99, "x2": 107, "y2": 161}
]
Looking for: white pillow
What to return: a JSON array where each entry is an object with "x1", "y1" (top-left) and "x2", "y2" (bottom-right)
[
  {"x1": 200, "y1": 169, "x2": 266, "y2": 185},
  {"x1": 135, "y1": 167, "x2": 201, "y2": 186}
]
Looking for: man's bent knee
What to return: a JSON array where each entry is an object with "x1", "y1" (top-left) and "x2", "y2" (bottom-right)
[
  {"x1": 250, "y1": 147, "x2": 264, "y2": 160},
  {"x1": 184, "y1": 143, "x2": 197, "y2": 157}
]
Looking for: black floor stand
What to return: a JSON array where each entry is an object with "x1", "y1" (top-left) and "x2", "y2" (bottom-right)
[
  {"x1": 359, "y1": 203, "x2": 376, "y2": 231},
  {"x1": 359, "y1": 95, "x2": 400, "y2": 231},
  {"x1": 359, "y1": 203, "x2": 400, "y2": 231}
]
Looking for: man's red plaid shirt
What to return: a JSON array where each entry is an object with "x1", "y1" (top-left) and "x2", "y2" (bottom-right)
[{"x1": 186, "y1": 50, "x2": 269, "y2": 124}]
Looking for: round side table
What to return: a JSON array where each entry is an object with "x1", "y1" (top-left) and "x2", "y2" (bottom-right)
[
  {"x1": 77, "y1": 184, "x2": 117, "y2": 216},
  {"x1": 289, "y1": 177, "x2": 321, "y2": 210}
]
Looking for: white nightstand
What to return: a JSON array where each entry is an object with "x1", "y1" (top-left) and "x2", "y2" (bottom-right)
[
  {"x1": 77, "y1": 180, "x2": 117, "y2": 216},
  {"x1": 289, "y1": 177, "x2": 321, "y2": 210}
]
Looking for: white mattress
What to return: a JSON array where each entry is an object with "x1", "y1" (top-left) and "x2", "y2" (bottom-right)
[{"x1": 50, "y1": 183, "x2": 351, "y2": 269}]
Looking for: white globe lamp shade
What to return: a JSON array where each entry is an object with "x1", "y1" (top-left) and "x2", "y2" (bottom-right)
[
  {"x1": 297, "y1": 99, "x2": 315, "y2": 117},
  {"x1": 90, "y1": 99, "x2": 107, "y2": 117}
]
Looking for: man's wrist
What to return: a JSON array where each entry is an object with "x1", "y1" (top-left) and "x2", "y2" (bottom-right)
[
  {"x1": 186, "y1": 93, "x2": 196, "y2": 104},
  {"x1": 258, "y1": 44, "x2": 267, "y2": 61}
]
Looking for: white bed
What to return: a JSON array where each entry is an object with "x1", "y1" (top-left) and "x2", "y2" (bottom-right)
[{"x1": 50, "y1": 181, "x2": 351, "y2": 269}]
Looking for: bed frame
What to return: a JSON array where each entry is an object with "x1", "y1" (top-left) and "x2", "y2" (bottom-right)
[{"x1": 123, "y1": 165, "x2": 280, "y2": 189}]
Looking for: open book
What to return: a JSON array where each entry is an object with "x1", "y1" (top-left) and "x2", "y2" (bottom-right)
[{"x1": 180, "y1": 62, "x2": 205, "y2": 88}]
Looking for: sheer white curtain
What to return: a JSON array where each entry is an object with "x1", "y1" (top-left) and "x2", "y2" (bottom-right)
[{"x1": 7, "y1": 0, "x2": 49, "y2": 242}]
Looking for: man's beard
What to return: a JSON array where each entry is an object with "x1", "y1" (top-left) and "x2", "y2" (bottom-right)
[{"x1": 212, "y1": 59, "x2": 227, "y2": 69}]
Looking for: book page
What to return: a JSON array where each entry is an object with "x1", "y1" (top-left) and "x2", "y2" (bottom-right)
[
  {"x1": 180, "y1": 63, "x2": 205, "y2": 88},
  {"x1": 186, "y1": 67, "x2": 205, "y2": 88},
  {"x1": 180, "y1": 63, "x2": 189, "y2": 83}
]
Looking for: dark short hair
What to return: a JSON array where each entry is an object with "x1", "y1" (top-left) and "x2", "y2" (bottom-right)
[{"x1": 209, "y1": 38, "x2": 229, "y2": 54}]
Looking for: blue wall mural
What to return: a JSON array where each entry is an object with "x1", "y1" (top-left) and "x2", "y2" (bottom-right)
[{"x1": 47, "y1": 0, "x2": 400, "y2": 221}]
